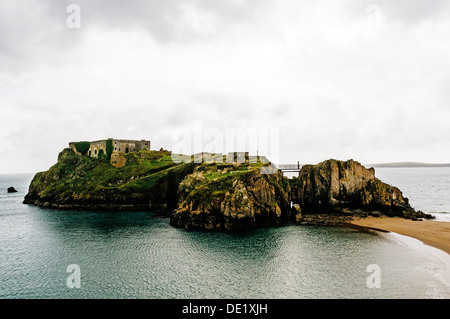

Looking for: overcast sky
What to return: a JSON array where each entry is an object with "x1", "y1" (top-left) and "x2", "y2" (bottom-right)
[{"x1": 1, "y1": 0, "x2": 450, "y2": 173}]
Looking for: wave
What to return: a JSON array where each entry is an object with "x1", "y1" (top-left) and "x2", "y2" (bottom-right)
[{"x1": 429, "y1": 212, "x2": 450, "y2": 222}]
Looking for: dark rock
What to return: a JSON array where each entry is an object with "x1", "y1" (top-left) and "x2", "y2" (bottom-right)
[
  {"x1": 369, "y1": 211, "x2": 381, "y2": 217},
  {"x1": 292, "y1": 203, "x2": 302, "y2": 223},
  {"x1": 7, "y1": 187, "x2": 18, "y2": 193},
  {"x1": 352, "y1": 209, "x2": 365, "y2": 216},
  {"x1": 170, "y1": 163, "x2": 291, "y2": 230},
  {"x1": 299, "y1": 213, "x2": 353, "y2": 226},
  {"x1": 24, "y1": 147, "x2": 434, "y2": 231},
  {"x1": 23, "y1": 148, "x2": 197, "y2": 213},
  {"x1": 288, "y1": 159, "x2": 430, "y2": 220}
]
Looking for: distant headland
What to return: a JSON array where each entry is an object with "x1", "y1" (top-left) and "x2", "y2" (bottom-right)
[
  {"x1": 23, "y1": 138, "x2": 434, "y2": 231},
  {"x1": 366, "y1": 162, "x2": 450, "y2": 168}
]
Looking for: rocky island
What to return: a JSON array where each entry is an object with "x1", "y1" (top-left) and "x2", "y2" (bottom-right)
[
  {"x1": 7, "y1": 187, "x2": 18, "y2": 193},
  {"x1": 24, "y1": 142, "x2": 434, "y2": 231}
]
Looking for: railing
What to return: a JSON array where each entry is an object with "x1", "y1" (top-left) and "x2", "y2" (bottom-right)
[{"x1": 277, "y1": 163, "x2": 303, "y2": 172}]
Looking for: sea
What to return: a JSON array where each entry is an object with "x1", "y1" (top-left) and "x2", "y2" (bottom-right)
[{"x1": 0, "y1": 168, "x2": 449, "y2": 299}]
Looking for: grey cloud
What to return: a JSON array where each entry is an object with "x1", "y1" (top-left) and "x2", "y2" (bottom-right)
[
  {"x1": 0, "y1": 0, "x2": 268, "y2": 73},
  {"x1": 1, "y1": 0, "x2": 450, "y2": 173},
  {"x1": 348, "y1": 0, "x2": 450, "y2": 24},
  {"x1": 77, "y1": 0, "x2": 268, "y2": 40},
  {"x1": 0, "y1": 1, "x2": 84, "y2": 73},
  {"x1": 377, "y1": 0, "x2": 450, "y2": 23}
]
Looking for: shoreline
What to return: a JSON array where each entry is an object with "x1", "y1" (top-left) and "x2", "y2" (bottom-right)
[{"x1": 348, "y1": 216, "x2": 450, "y2": 255}]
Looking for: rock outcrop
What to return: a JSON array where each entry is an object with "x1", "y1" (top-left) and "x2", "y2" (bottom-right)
[
  {"x1": 23, "y1": 148, "x2": 197, "y2": 212},
  {"x1": 289, "y1": 159, "x2": 433, "y2": 221},
  {"x1": 24, "y1": 148, "x2": 433, "y2": 230},
  {"x1": 170, "y1": 162, "x2": 291, "y2": 230},
  {"x1": 7, "y1": 187, "x2": 18, "y2": 193}
]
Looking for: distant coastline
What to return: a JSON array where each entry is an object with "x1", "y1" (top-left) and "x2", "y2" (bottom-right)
[{"x1": 366, "y1": 162, "x2": 450, "y2": 168}]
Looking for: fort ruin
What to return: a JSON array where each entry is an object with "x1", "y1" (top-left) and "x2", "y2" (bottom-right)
[{"x1": 69, "y1": 138, "x2": 151, "y2": 167}]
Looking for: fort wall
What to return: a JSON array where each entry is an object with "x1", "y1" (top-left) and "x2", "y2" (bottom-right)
[{"x1": 69, "y1": 138, "x2": 151, "y2": 167}]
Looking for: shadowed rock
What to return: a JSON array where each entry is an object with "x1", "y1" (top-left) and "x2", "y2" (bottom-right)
[
  {"x1": 170, "y1": 162, "x2": 290, "y2": 230},
  {"x1": 7, "y1": 187, "x2": 18, "y2": 193},
  {"x1": 289, "y1": 159, "x2": 433, "y2": 221},
  {"x1": 23, "y1": 148, "x2": 433, "y2": 231}
]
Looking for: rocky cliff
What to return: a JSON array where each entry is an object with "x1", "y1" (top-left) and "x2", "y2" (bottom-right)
[
  {"x1": 169, "y1": 162, "x2": 292, "y2": 230},
  {"x1": 24, "y1": 149, "x2": 433, "y2": 230},
  {"x1": 24, "y1": 148, "x2": 197, "y2": 212},
  {"x1": 289, "y1": 159, "x2": 432, "y2": 221}
]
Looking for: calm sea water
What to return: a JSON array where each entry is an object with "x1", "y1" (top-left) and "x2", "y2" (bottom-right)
[
  {"x1": 0, "y1": 170, "x2": 449, "y2": 299},
  {"x1": 375, "y1": 167, "x2": 450, "y2": 222}
]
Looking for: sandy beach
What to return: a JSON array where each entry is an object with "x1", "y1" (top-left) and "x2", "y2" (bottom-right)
[{"x1": 349, "y1": 216, "x2": 450, "y2": 255}]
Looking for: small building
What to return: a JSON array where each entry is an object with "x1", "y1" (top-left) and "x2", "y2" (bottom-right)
[{"x1": 69, "y1": 138, "x2": 151, "y2": 167}]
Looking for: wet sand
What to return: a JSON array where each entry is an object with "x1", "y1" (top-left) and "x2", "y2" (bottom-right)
[{"x1": 349, "y1": 216, "x2": 450, "y2": 255}]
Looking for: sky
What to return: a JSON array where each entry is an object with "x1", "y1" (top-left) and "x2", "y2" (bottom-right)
[{"x1": 1, "y1": 0, "x2": 450, "y2": 174}]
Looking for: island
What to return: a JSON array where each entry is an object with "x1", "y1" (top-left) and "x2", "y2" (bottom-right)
[
  {"x1": 7, "y1": 187, "x2": 18, "y2": 193},
  {"x1": 24, "y1": 139, "x2": 434, "y2": 231}
]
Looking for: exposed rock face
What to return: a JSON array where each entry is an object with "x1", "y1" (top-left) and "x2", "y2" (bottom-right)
[
  {"x1": 7, "y1": 187, "x2": 18, "y2": 193},
  {"x1": 23, "y1": 148, "x2": 197, "y2": 212},
  {"x1": 289, "y1": 159, "x2": 432, "y2": 220},
  {"x1": 24, "y1": 149, "x2": 433, "y2": 231},
  {"x1": 298, "y1": 214, "x2": 353, "y2": 226},
  {"x1": 170, "y1": 163, "x2": 291, "y2": 230}
]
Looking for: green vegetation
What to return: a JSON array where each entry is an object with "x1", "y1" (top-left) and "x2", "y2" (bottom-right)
[
  {"x1": 179, "y1": 162, "x2": 270, "y2": 208},
  {"x1": 74, "y1": 141, "x2": 90, "y2": 155},
  {"x1": 25, "y1": 147, "x2": 277, "y2": 215},
  {"x1": 97, "y1": 149, "x2": 108, "y2": 161},
  {"x1": 106, "y1": 139, "x2": 114, "y2": 160},
  {"x1": 27, "y1": 148, "x2": 183, "y2": 199}
]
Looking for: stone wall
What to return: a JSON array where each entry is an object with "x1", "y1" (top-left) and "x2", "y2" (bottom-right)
[
  {"x1": 111, "y1": 139, "x2": 150, "y2": 156},
  {"x1": 88, "y1": 140, "x2": 107, "y2": 157},
  {"x1": 69, "y1": 139, "x2": 150, "y2": 168}
]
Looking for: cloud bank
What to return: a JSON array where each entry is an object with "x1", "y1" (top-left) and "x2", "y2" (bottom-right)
[{"x1": 1, "y1": 0, "x2": 450, "y2": 173}]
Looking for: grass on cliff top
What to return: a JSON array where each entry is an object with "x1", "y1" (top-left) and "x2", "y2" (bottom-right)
[
  {"x1": 81, "y1": 150, "x2": 181, "y2": 193},
  {"x1": 112, "y1": 157, "x2": 269, "y2": 195},
  {"x1": 183, "y1": 162, "x2": 271, "y2": 204},
  {"x1": 95, "y1": 150, "x2": 175, "y2": 184},
  {"x1": 32, "y1": 148, "x2": 273, "y2": 199},
  {"x1": 201, "y1": 161, "x2": 268, "y2": 179},
  {"x1": 35, "y1": 148, "x2": 181, "y2": 197}
]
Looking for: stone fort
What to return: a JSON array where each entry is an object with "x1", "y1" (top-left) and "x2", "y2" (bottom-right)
[{"x1": 69, "y1": 138, "x2": 151, "y2": 167}]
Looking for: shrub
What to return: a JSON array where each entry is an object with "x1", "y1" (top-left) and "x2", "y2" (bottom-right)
[
  {"x1": 75, "y1": 142, "x2": 90, "y2": 155},
  {"x1": 106, "y1": 139, "x2": 114, "y2": 160},
  {"x1": 98, "y1": 149, "x2": 108, "y2": 161}
]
